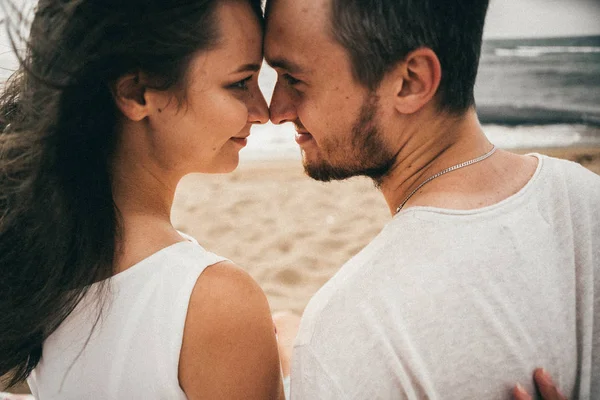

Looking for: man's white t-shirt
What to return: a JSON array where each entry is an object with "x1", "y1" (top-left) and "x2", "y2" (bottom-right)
[{"x1": 291, "y1": 155, "x2": 600, "y2": 399}]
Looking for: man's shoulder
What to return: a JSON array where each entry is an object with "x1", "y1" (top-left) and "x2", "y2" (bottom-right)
[
  {"x1": 540, "y1": 153, "x2": 600, "y2": 186},
  {"x1": 293, "y1": 262, "x2": 356, "y2": 347},
  {"x1": 537, "y1": 154, "x2": 600, "y2": 211},
  {"x1": 294, "y1": 226, "x2": 423, "y2": 347},
  {"x1": 294, "y1": 256, "x2": 375, "y2": 347}
]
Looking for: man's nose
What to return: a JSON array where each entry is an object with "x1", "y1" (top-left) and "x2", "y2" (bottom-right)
[{"x1": 269, "y1": 81, "x2": 297, "y2": 125}]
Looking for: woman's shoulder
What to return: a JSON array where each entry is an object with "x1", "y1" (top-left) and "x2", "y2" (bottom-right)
[
  {"x1": 179, "y1": 261, "x2": 284, "y2": 398},
  {"x1": 186, "y1": 260, "x2": 270, "y2": 335}
]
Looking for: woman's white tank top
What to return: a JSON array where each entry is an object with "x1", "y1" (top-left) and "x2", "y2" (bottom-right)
[{"x1": 27, "y1": 237, "x2": 226, "y2": 399}]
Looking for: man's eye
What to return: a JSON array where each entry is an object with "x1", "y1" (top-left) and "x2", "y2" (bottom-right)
[
  {"x1": 230, "y1": 76, "x2": 252, "y2": 90},
  {"x1": 283, "y1": 74, "x2": 301, "y2": 86}
]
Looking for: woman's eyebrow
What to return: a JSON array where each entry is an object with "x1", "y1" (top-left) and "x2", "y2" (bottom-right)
[{"x1": 233, "y1": 63, "x2": 262, "y2": 73}]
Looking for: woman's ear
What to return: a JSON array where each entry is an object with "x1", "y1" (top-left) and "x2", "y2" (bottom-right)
[
  {"x1": 112, "y1": 73, "x2": 150, "y2": 121},
  {"x1": 389, "y1": 47, "x2": 442, "y2": 115}
]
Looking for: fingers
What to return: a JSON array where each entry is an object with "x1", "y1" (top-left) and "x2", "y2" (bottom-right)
[
  {"x1": 272, "y1": 311, "x2": 301, "y2": 378},
  {"x1": 513, "y1": 369, "x2": 568, "y2": 400},
  {"x1": 512, "y1": 383, "x2": 532, "y2": 400},
  {"x1": 534, "y1": 368, "x2": 568, "y2": 400},
  {"x1": 0, "y1": 394, "x2": 35, "y2": 400}
]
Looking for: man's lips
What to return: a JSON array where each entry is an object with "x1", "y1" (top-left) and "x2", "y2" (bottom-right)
[{"x1": 295, "y1": 131, "x2": 313, "y2": 145}]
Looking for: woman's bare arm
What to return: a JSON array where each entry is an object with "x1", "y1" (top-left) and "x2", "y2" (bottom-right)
[{"x1": 179, "y1": 261, "x2": 284, "y2": 400}]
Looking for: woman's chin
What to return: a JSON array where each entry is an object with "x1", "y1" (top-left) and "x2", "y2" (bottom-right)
[{"x1": 205, "y1": 156, "x2": 241, "y2": 174}]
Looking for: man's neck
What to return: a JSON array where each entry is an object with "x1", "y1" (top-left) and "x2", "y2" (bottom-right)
[{"x1": 379, "y1": 109, "x2": 493, "y2": 215}]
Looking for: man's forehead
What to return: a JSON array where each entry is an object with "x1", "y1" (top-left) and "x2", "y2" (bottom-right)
[
  {"x1": 264, "y1": 0, "x2": 332, "y2": 70},
  {"x1": 267, "y1": 0, "x2": 329, "y2": 18},
  {"x1": 265, "y1": 0, "x2": 329, "y2": 37}
]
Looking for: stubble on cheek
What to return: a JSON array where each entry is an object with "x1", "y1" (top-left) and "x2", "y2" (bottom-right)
[{"x1": 302, "y1": 93, "x2": 396, "y2": 182}]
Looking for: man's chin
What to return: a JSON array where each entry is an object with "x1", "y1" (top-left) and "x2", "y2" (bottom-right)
[
  {"x1": 303, "y1": 159, "x2": 357, "y2": 182},
  {"x1": 303, "y1": 157, "x2": 394, "y2": 183}
]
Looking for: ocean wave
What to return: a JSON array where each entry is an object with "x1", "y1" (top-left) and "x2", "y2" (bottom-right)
[
  {"x1": 239, "y1": 123, "x2": 600, "y2": 161},
  {"x1": 483, "y1": 125, "x2": 600, "y2": 149},
  {"x1": 477, "y1": 106, "x2": 600, "y2": 127},
  {"x1": 495, "y1": 46, "x2": 600, "y2": 57}
]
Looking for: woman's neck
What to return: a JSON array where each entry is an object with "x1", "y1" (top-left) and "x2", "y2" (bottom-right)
[{"x1": 110, "y1": 126, "x2": 185, "y2": 274}]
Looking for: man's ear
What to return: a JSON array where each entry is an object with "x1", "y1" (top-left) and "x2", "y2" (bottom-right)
[
  {"x1": 112, "y1": 72, "x2": 150, "y2": 122},
  {"x1": 390, "y1": 47, "x2": 442, "y2": 114}
]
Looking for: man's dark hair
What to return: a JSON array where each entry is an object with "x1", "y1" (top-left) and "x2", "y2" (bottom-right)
[{"x1": 330, "y1": 0, "x2": 490, "y2": 114}]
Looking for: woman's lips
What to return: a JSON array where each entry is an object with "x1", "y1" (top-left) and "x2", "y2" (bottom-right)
[{"x1": 230, "y1": 137, "x2": 248, "y2": 146}]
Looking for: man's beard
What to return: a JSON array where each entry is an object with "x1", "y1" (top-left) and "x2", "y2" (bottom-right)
[{"x1": 304, "y1": 93, "x2": 397, "y2": 183}]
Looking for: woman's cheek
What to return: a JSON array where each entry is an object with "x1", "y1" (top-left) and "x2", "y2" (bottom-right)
[{"x1": 212, "y1": 94, "x2": 249, "y2": 133}]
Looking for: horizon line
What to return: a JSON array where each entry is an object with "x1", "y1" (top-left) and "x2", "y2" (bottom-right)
[{"x1": 484, "y1": 33, "x2": 600, "y2": 41}]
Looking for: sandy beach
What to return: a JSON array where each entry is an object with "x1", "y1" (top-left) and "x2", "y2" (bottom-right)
[{"x1": 171, "y1": 146, "x2": 600, "y2": 315}]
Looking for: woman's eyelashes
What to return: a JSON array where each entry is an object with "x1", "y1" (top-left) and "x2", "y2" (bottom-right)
[
  {"x1": 229, "y1": 73, "x2": 301, "y2": 94},
  {"x1": 229, "y1": 75, "x2": 254, "y2": 90}
]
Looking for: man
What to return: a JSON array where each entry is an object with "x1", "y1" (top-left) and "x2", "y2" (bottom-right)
[{"x1": 264, "y1": 0, "x2": 600, "y2": 398}]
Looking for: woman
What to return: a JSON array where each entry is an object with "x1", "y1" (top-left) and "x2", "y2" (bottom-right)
[{"x1": 0, "y1": 0, "x2": 284, "y2": 398}]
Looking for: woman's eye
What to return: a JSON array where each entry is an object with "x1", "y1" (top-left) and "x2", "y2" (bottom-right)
[
  {"x1": 283, "y1": 74, "x2": 301, "y2": 86},
  {"x1": 230, "y1": 76, "x2": 252, "y2": 90}
]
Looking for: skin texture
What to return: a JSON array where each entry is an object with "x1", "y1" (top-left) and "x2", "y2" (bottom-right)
[{"x1": 111, "y1": 1, "x2": 283, "y2": 399}]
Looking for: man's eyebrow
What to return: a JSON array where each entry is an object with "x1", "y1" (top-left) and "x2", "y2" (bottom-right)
[
  {"x1": 233, "y1": 63, "x2": 262, "y2": 73},
  {"x1": 267, "y1": 58, "x2": 304, "y2": 73}
]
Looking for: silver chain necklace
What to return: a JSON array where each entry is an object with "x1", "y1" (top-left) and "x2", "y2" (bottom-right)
[{"x1": 395, "y1": 145, "x2": 497, "y2": 214}]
